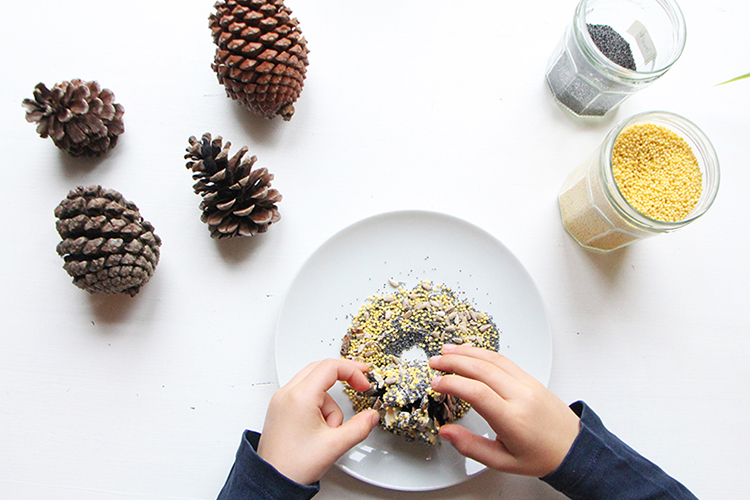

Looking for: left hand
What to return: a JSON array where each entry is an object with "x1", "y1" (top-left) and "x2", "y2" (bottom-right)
[{"x1": 257, "y1": 358, "x2": 380, "y2": 485}]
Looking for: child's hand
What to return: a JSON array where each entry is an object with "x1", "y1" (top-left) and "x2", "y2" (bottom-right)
[
  {"x1": 429, "y1": 344, "x2": 580, "y2": 477},
  {"x1": 257, "y1": 358, "x2": 380, "y2": 485}
]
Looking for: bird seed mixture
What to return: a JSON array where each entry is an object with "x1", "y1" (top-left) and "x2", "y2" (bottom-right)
[
  {"x1": 341, "y1": 281, "x2": 499, "y2": 445},
  {"x1": 612, "y1": 123, "x2": 702, "y2": 222}
]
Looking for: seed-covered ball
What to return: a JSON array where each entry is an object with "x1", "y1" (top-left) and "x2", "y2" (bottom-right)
[{"x1": 342, "y1": 281, "x2": 500, "y2": 445}]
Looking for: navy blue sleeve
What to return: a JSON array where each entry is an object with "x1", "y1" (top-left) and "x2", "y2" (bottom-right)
[
  {"x1": 541, "y1": 401, "x2": 698, "y2": 500},
  {"x1": 217, "y1": 430, "x2": 320, "y2": 500}
]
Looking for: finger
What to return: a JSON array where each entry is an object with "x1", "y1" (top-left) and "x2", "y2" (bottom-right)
[
  {"x1": 430, "y1": 353, "x2": 520, "y2": 399},
  {"x1": 285, "y1": 360, "x2": 322, "y2": 388},
  {"x1": 431, "y1": 373, "x2": 507, "y2": 420},
  {"x1": 328, "y1": 409, "x2": 380, "y2": 455},
  {"x1": 321, "y1": 392, "x2": 343, "y2": 427},
  {"x1": 297, "y1": 358, "x2": 371, "y2": 394},
  {"x1": 438, "y1": 344, "x2": 532, "y2": 382},
  {"x1": 438, "y1": 424, "x2": 515, "y2": 472}
]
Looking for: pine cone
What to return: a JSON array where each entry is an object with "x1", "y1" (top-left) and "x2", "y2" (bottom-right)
[
  {"x1": 54, "y1": 186, "x2": 161, "y2": 296},
  {"x1": 185, "y1": 133, "x2": 282, "y2": 238},
  {"x1": 209, "y1": 0, "x2": 309, "y2": 121},
  {"x1": 22, "y1": 79, "x2": 125, "y2": 157}
]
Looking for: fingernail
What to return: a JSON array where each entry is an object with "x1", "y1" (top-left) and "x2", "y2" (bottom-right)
[
  {"x1": 431, "y1": 376, "x2": 442, "y2": 389},
  {"x1": 370, "y1": 410, "x2": 381, "y2": 426},
  {"x1": 442, "y1": 344, "x2": 457, "y2": 353},
  {"x1": 428, "y1": 355, "x2": 441, "y2": 365}
]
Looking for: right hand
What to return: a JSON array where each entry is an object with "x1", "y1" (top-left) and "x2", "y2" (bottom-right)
[{"x1": 429, "y1": 344, "x2": 580, "y2": 477}]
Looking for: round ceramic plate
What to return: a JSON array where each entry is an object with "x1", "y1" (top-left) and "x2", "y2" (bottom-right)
[{"x1": 275, "y1": 210, "x2": 552, "y2": 491}]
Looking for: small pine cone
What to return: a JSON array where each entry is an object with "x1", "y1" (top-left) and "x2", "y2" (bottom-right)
[
  {"x1": 54, "y1": 186, "x2": 161, "y2": 296},
  {"x1": 185, "y1": 133, "x2": 282, "y2": 238},
  {"x1": 22, "y1": 79, "x2": 125, "y2": 157},
  {"x1": 209, "y1": 0, "x2": 309, "y2": 121}
]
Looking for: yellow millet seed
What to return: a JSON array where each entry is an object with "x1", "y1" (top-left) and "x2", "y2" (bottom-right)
[{"x1": 612, "y1": 123, "x2": 703, "y2": 222}]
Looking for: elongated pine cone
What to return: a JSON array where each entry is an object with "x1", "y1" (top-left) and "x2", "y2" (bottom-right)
[
  {"x1": 185, "y1": 133, "x2": 282, "y2": 238},
  {"x1": 22, "y1": 79, "x2": 125, "y2": 157},
  {"x1": 55, "y1": 186, "x2": 161, "y2": 296},
  {"x1": 209, "y1": 0, "x2": 309, "y2": 121}
]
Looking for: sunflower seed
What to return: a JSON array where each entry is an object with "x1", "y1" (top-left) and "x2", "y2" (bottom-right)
[
  {"x1": 388, "y1": 278, "x2": 399, "y2": 288},
  {"x1": 340, "y1": 335, "x2": 351, "y2": 355},
  {"x1": 421, "y1": 282, "x2": 433, "y2": 291},
  {"x1": 479, "y1": 324, "x2": 492, "y2": 332}
]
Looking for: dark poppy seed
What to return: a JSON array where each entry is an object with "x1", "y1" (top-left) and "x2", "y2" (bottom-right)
[{"x1": 587, "y1": 24, "x2": 636, "y2": 71}]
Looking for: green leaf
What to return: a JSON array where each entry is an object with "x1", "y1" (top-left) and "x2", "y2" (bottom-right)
[{"x1": 718, "y1": 73, "x2": 750, "y2": 85}]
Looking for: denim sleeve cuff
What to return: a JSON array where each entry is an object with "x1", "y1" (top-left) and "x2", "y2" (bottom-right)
[
  {"x1": 540, "y1": 401, "x2": 698, "y2": 500},
  {"x1": 217, "y1": 430, "x2": 320, "y2": 500}
]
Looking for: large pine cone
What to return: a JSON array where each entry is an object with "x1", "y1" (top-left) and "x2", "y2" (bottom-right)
[
  {"x1": 22, "y1": 79, "x2": 125, "y2": 157},
  {"x1": 55, "y1": 186, "x2": 161, "y2": 296},
  {"x1": 185, "y1": 133, "x2": 282, "y2": 238},
  {"x1": 209, "y1": 0, "x2": 309, "y2": 121}
]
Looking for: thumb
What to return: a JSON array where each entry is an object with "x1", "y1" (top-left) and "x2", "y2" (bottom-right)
[
  {"x1": 330, "y1": 409, "x2": 380, "y2": 453},
  {"x1": 439, "y1": 424, "x2": 513, "y2": 472}
]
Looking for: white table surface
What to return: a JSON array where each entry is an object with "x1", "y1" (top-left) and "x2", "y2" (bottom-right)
[{"x1": 2, "y1": 0, "x2": 749, "y2": 498}]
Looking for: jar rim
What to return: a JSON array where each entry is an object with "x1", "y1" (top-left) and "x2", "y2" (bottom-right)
[
  {"x1": 574, "y1": 0, "x2": 687, "y2": 81},
  {"x1": 599, "y1": 111, "x2": 720, "y2": 232}
]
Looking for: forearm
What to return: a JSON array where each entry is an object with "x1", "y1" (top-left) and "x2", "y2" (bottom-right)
[
  {"x1": 541, "y1": 402, "x2": 698, "y2": 500},
  {"x1": 217, "y1": 430, "x2": 320, "y2": 500}
]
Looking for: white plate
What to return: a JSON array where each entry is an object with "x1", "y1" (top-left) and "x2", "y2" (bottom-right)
[{"x1": 275, "y1": 210, "x2": 552, "y2": 491}]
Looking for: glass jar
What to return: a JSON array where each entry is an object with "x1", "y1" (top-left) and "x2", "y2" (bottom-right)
[
  {"x1": 558, "y1": 111, "x2": 720, "y2": 251},
  {"x1": 545, "y1": 0, "x2": 686, "y2": 117}
]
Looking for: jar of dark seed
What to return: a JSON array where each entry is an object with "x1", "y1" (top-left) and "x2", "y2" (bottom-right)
[
  {"x1": 545, "y1": 0, "x2": 686, "y2": 117},
  {"x1": 558, "y1": 111, "x2": 720, "y2": 251}
]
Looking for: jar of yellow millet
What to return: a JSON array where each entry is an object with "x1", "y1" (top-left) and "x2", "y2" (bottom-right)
[{"x1": 558, "y1": 111, "x2": 720, "y2": 251}]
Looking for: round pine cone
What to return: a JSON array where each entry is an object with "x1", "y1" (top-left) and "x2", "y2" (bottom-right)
[
  {"x1": 185, "y1": 133, "x2": 282, "y2": 238},
  {"x1": 23, "y1": 79, "x2": 125, "y2": 157},
  {"x1": 209, "y1": 0, "x2": 309, "y2": 121},
  {"x1": 55, "y1": 186, "x2": 161, "y2": 296}
]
